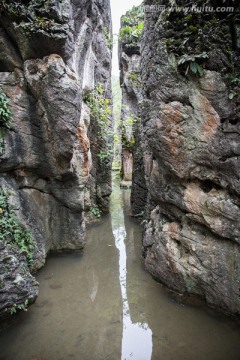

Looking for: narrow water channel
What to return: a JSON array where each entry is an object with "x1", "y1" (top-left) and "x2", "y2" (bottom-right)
[{"x1": 1, "y1": 176, "x2": 240, "y2": 360}]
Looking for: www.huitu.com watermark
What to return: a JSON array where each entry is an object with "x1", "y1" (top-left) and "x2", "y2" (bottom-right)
[{"x1": 141, "y1": 4, "x2": 235, "y2": 14}]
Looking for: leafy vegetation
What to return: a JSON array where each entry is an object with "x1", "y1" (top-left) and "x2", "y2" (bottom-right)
[
  {"x1": 9, "y1": 299, "x2": 29, "y2": 315},
  {"x1": 164, "y1": 5, "x2": 239, "y2": 83},
  {"x1": 83, "y1": 83, "x2": 113, "y2": 163},
  {"x1": 104, "y1": 27, "x2": 114, "y2": 49},
  {"x1": 0, "y1": 189, "x2": 35, "y2": 267},
  {"x1": 0, "y1": 0, "x2": 63, "y2": 34},
  {"x1": 128, "y1": 71, "x2": 143, "y2": 87},
  {"x1": 119, "y1": 5, "x2": 144, "y2": 48},
  {"x1": 0, "y1": 86, "x2": 12, "y2": 154},
  {"x1": 224, "y1": 51, "x2": 240, "y2": 103},
  {"x1": 121, "y1": 5, "x2": 144, "y2": 27},
  {"x1": 177, "y1": 52, "x2": 209, "y2": 77},
  {"x1": 0, "y1": 86, "x2": 12, "y2": 129},
  {"x1": 119, "y1": 22, "x2": 144, "y2": 48},
  {"x1": 112, "y1": 76, "x2": 122, "y2": 170},
  {"x1": 89, "y1": 206, "x2": 102, "y2": 218},
  {"x1": 121, "y1": 113, "x2": 140, "y2": 151},
  {"x1": 20, "y1": 16, "x2": 56, "y2": 33}
]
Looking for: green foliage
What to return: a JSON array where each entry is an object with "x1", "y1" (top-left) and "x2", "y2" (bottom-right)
[
  {"x1": 225, "y1": 74, "x2": 240, "y2": 101},
  {"x1": 119, "y1": 4, "x2": 144, "y2": 48},
  {"x1": 104, "y1": 27, "x2": 114, "y2": 49},
  {"x1": 21, "y1": 16, "x2": 56, "y2": 33},
  {"x1": 1, "y1": 0, "x2": 60, "y2": 17},
  {"x1": 124, "y1": 114, "x2": 140, "y2": 127},
  {"x1": 0, "y1": 86, "x2": 12, "y2": 155},
  {"x1": 121, "y1": 5, "x2": 144, "y2": 27},
  {"x1": 140, "y1": 218, "x2": 148, "y2": 226},
  {"x1": 121, "y1": 114, "x2": 140, "y2": 151},
  {"x1": 84, "y1": 83, "x2": 113, "y2": 162},
  {"x1": 164, "y1": 10, "x2": 233, "y2": 60},
  {"x1": 84, "y1": 83, "x2": 111, "y2": 126},
  {"x1": 112, "y1": 169, "x2": 121, "y2": 179},
  {"x1": 89, "y1": 206, "x2": 102, "y2": 218},
  {"x1": 0, "y1": 86, "x2": 12, "y2": 129},
  {"x1": 122, "y1": 136, "x2": 135, "y2": 150},
  {"x1": 228, "y1": 91, "x2": 237, "y2": 100},
  {"x1": 177, "y1": 52, "x2": 208, "y2": 77},
  {"x1": 0, "y1": 0, "x2": 63, "y2": 34},
  {"x1": 0, "y1": 1, "x2": 26, "y2": 17},
  {"x1": 112, "y1": 76, "x2": 122, "y2": 170},
  {"x1": 0, "y1": 189, "x2": 35, "y2": 266},
  {"x1": 9, "y1": 299, "x2": 29, "y2": 315},
  {"x1": 164, "y1": 5, "x2": 239, "y2": 93},
  {"x1": 128, "y1": 72, "x2": 143, "y2": 87},
  {"x1": 119, "y1": 22, "x2": 144, "y2": 48}
]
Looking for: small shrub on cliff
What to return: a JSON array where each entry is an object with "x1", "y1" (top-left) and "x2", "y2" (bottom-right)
[
  {"x1": 119, "y1": 22, "x2": 144, "y2": 48},
  {"x1": 128, "y1": 71, "x2": 143, "y2": 87},
  {"x1": 0, "y1": 86, "x2": 12, "y2": 129},
  {"x1": 177, "y1": 52, "x2": 209, "y2": 77},
  {"x1": 121, "y1": 5, "x2": 144, "y2": 27},
  {"x1": 84, "y1": 83, "x2": 111, "y2": 127},
  {"x1": 89, "y1": 206, "x2": 102, "y2": 218},
  {"x1": 0, "y1": 86, "x2": 12, "y2": 154},
  {"x1": 121, "y1": 114, "x2": 140, "y2": 151},
  {"x1": 0, "y1": 0, "x2": 63, "y2": 35},
  {"x1": 119, "y1": 4, "x2": 144, "y2": 48},
  {"x1": 104, "y1": 27, "x2": 114, "y2": 49},
  {"x1": 83, "y1": 83, "x2": 113, "y2": 162},
  {"x1": 20, "y1": 16, "x2": 56, "y2": 33},
  {"x1": 0, "y1": 189, "x2": 35, "y2": 267}
]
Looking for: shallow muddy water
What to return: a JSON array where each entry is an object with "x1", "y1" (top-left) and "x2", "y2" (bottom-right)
[{"x1": 0, "y1": 177, "x2": 240, "y2": 360}]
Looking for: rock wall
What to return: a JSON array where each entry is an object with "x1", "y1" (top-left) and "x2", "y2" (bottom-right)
[
  {"x1": 119, "y1": 5, "x2": 147, "y2": 215},
  {"x1": 140, "y1": 0, "x2": 240, "y2": 314},
  {"x1": 0, "y1": 0, "x2": 112, "y2": 317}
]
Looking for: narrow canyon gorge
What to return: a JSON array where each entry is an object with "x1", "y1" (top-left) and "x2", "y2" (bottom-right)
[{"x1": 0, "y1": 0, "x2": 240, "y2": 358}]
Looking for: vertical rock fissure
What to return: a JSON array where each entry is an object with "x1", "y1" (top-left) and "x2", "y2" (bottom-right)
[{"x1": 118, "y1": 4, "x2": 148, "y2": 214}]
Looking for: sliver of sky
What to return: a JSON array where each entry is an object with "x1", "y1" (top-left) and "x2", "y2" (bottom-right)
[{"x1": 110, "y1": 0, "x2": 142, "y2": 76}]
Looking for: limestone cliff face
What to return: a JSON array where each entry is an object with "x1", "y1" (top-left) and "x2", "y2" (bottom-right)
[
  {"x1": 119, "y1": 5, "x2": 147, "y2": 215},
  {"x1": 0, "y1": 0, "x2": 112, "y2": 317},
  {"x1": 140, "y1": 0, "x2": 240, "y2": 314}
]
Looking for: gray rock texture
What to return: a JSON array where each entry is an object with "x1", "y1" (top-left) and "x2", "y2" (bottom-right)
[
  {"x1": 0, "y1": 0, "x2": 112, "y2": 316},
  {"x1": 140, "y1": 0, "x2": 240, "y2": 314},
  {"x1": 0, "y1": 240, "x2": 38, "y2": 317},
  {"x1": 119, "y1": 5, "x2": 147, "y2": 215}
]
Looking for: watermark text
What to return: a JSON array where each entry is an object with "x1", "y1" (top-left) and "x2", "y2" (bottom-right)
[{"x1": 141, "y1": 4, "x2": 234, "y2": 14}]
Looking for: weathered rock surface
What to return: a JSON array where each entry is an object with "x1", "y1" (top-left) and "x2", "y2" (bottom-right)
[
  {"x1": 119, "y1": 6, "x2": 147, "y2": 215},
  {"x1": 0, "y1": 0, "x2": 112, "y2": 316},
  {"x1": 0, "y1": 240, "x2": 38, "y2": 317},
  {"x1": 140, "y1": 0, "x2": 240, "y2": 314}
]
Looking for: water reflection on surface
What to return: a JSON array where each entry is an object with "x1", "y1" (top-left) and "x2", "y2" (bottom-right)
[
  {"x1": 0, "y1": 176, "x2": 240, "y2": 359},
  {"x1": 111, "y1": 180, "x2": 152, "y2": 360}
]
